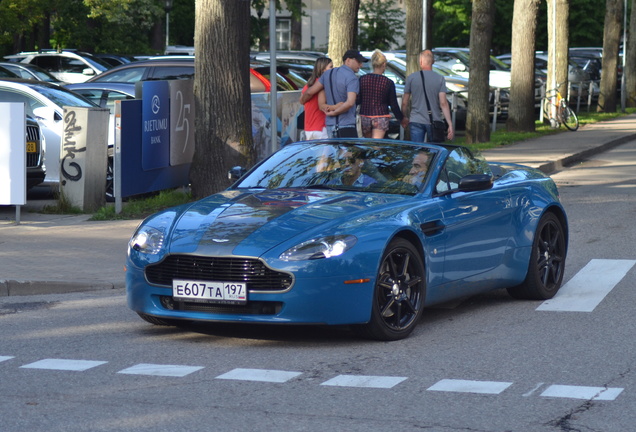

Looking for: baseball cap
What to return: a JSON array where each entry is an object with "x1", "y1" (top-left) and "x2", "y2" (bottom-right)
[{"x1": 342, "y1": 49, "x2": 368, "y2": 63}]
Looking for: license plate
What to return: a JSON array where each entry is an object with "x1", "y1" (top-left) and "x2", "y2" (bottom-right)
[
  {"x1": 172, "y1": 279, "x2": 247, "y2": 304},
  {"x1": 27, "y1": 141, "x2": 36, "y2": 153}
]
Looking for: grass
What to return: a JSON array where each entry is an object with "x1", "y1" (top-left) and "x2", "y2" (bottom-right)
[
  {"x1": 40, "y1": 190, "x2": 85, "y2": 215},
  {"x1": 47, "y1": 107, "x2": 635, "y2": 220},
  {"x1": 89, "y1": 188, "x2": 193, "y2": 221}
]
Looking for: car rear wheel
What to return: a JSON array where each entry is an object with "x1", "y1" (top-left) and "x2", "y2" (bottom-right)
[
  {"x1": 507, "y1": 212, "x2": 566, "y2": 300},
  {"x1": 356, "y1": 238, "x2": 425, "y2": 341}
]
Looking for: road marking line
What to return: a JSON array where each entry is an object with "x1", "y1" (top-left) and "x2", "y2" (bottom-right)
[
  {"x1": 427, "y1": 379, "x2": 512, "y2": 394},
  {"x1": 0, "y1": 356, "x2": 14, "y2": 363},
  {"x1": 540, "y1": 384, "x2": 624, "y2": 401},
  {"x1": 523, "y1": 382, "x2": 545, "y2": 397},
  {"x1": 117, "y1": 363, "x2": 203, "y2": 377},
  {"x1": 320, "y1": 375, "x2": 407, "y2": 389},
  {"x1": 537, "y1": 259, "x2": 636, "y2": 312},
  {"x1": 20, "y1": 359, "x2": 107, "y2": 371},
  {"x1": 216, "y1": 368, "x2": 302, "y2": 383}
]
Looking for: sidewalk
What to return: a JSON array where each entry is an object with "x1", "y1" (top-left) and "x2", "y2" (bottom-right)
[{"x1": 2, "y1": 114, "x2": 636, "y2": 297}]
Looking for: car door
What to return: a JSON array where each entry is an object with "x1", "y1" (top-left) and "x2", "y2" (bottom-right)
[{"x1": 434, "y1": 147, "x2": 514, "y2": 286}]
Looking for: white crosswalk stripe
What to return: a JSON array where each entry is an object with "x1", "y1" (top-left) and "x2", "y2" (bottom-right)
[
  {"x1": 216, "y1": 368, "x2": 302, "y2": 383},
  {"x1": 540, "y1": 384, "x2": 624, "y2": 401},
  {"x1": 427, "y1": 379, "x2": 512, "y2": 395},
  {"x1": 537, "y1": 259, "x2": 636, "y2": 312},
  {"x1": 0, "y1": 356, "x2": 14, "y2": 363},
  {"x1": 118, "y1": 363, "x2": 204, "y2": 377},
  {"x1": 320, "y1": 375, "x2": 407, "y2": 388},
  {"x1": 20, "y1": 359, "x2": 107, "y2": 371}
]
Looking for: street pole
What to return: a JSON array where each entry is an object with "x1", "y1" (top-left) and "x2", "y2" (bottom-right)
[
  {"x1": 164, "y1": 0, "x2": 173, "y2": 50},
  {"x1": 269, "y1": 0, "x2": 278, "y2": 156},
  {"x1": 422, "y1": 0, "x2": 427, "y2": 50},
  {"x1": 621, "y1": 0, "x2": 627, "y2": 112}
]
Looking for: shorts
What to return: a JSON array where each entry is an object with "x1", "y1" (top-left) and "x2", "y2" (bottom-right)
[
  {"x1": 360, "y1": 116, "x2": 390, "y2": 136},
  {"x1": 304, "y1": 128, "x2": 329, "y2": 140}
]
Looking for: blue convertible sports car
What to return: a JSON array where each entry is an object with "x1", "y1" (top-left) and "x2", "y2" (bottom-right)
[{"x1": 126, "y1": 139, "x2": 568, "y2": 340}]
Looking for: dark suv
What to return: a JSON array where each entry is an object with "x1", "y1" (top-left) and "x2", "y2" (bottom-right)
[{"x1": 26, "y1": 116, "x2": 46, "y2": 189}]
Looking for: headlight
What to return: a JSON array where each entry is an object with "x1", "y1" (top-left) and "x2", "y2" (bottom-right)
[
  {"x1": 130, "y1": 226, "x2": 165, "y2": 255},
  {"x1": 128, "y1": 210, "x2": 176, "y2": 255},
  {"x1": 280, "y1": 235, "x2": 357, "y2": 261}
]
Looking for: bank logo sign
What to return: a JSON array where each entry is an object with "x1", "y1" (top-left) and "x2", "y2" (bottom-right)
[{"x1": 142, "y1": 81, "x2": 170, "y2": 170}]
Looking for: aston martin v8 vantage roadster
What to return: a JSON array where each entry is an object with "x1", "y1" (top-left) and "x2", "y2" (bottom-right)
[{"x1": 126, "y1": 139, "x2": 568, "y2": 340}]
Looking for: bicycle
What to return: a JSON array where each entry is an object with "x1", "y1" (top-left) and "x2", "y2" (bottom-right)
[{"x1": 542, "y1": 87, "x2": 579, "y2": 131}]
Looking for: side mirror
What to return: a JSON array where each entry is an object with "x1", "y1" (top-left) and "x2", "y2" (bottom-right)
[
  {"x1": 228, "y1": 166, "x2": 247, "y2": 181},
  {"x1": 458, "y1": 174, "x2": 493, "y2": 192},
  {"x1": 83, "y1": 68, "x2": 95, "y2": 76}
]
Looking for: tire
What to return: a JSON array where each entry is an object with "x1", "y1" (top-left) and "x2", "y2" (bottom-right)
[
  {"x1": 356, "y1": 238, "x2": 425, "y2": 341},
  {"x1": 560, "y1": 102, "x2": 579, "y2": 131},
  {"x1": 507, "y1": 212, "x2": 567, "y2": 300},
  {"x1": 105, "y1": 156, "x2": 114, "y2": 202},
  {"x1": 137, "y1": 312, "x2": 181, "y2": 326}
]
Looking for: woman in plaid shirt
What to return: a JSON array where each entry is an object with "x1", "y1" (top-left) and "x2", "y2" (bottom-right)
[{"x1": 357, "y1": 50, "x2": 404, "y2": 138}]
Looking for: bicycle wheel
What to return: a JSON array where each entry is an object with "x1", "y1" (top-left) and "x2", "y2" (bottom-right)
[{"x1": 559, "y1": 101, "x2": 579, "y2": 131}]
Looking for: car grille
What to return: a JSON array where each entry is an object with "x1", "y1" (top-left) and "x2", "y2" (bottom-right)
[
  {"x1": 26, "y1": 124, "x2": 41, "y2": 168},
  {"x1": 145, "y1": 255, "x2": 293, "y2": 292},
  {"x1": 160, "y1": 296, "x2": 282, "y2": 315}
]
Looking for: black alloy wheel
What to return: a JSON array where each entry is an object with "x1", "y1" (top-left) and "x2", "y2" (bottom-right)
[{"x1": 357, "y1": 238, "x2": 425, "y2": 341}]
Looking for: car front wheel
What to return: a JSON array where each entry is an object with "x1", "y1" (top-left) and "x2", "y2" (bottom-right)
[{"x1": 356, "y1": 238, "x2": 425, "y2": 341}]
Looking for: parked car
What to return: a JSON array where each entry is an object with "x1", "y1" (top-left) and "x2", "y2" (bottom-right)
[
  {"x1": 127, "y1": 139, "x2": 568, "y2": 341},
  {"x1": 26, "y1": 116, "x2": 46, "y2": 189},
  {"x1": 433, "y1": 48, "x2": 512, "y2": 89},
  {"x1": 4, "y1": 50, "x2": 111, "y2": 83},
  {"x1": 0, "y1": 65, "x2": 19, "y2": 78},
  {"x1": 251, "y1": 50, "x2": 326, "y2": 65},
  {"x1": 0, "y1": 61, "x2": 61, "y2": 84},
  {"x1": 94, "y1": 54, "x2": 135, "y2": 67},
  {"x1": 0, "y1": 78, "x2": 97, "y2": 188},
  {"x1": 86, "y1": 58, "x2": 195, "y2": 83},
  {"x1": 87, "y1": 57, "x2": 300, "y2": 93}
]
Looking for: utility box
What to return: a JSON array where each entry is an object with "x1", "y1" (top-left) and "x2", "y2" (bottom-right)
[
  {"x1": 59, "y1": 106, "x2": 109, "y2": 212},
  {"x1": 0, "y1": 103, "x2": 26, "y2": 206}
]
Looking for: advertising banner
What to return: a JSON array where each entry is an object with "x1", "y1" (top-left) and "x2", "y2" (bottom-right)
[{"x1": 0, "y1": 103, "x2": 26, "y2": 206}]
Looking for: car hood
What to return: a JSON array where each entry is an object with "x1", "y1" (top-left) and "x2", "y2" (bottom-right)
[{"x1": 167, "y1": 189, "x2": 406, "y2": 257}]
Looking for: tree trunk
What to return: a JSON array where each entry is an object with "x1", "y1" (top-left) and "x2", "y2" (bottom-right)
[
  {"x1": 466, "y1": 0, "x2": 495, "y2": 144},
  {"x1": 191, "y1": 0, "x2": 254, "y2": 199},
  {"x1": 328, "y1": 0, "x2": 360, "y2": 66},
  {"x1": 626, "y1": 0, "x2": 636, "y2": 107},
  {"x1": 545, "y1": 0, "x2": 569, "y2": 125},
  {"x1": 405, "y1": 0, "x2": 423, "y2": 75},
  {"x1": 506, "y1": 0, "x2": 540, "y2": 132},
  {"x1": 288, "y1": 0, "x2": 303, "y2": 50},
  {"x1": 598, "y1": 0, "x2": 623, "y2": 112}
]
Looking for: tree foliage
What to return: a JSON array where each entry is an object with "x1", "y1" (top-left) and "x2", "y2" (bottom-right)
[{"x1": 358, "y1": 0, "x2": 405, "y2": 51}]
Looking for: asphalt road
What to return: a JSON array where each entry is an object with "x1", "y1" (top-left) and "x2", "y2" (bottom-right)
[{"x1": 1, "y1": 141, "x2": 636, "y2": 432}]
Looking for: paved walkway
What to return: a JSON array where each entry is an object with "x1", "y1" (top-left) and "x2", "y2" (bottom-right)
[{"x1": 2, "y1": 114, "x2": 636, "y2": 296}]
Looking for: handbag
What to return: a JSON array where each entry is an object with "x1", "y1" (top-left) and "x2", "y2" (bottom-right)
[{"x1": 420, "y1": 71, "x2": 447, "y2": 143}]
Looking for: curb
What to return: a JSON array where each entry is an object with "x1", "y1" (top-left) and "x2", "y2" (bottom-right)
[
  {"x1": 0, "y1": 280, "x2": 126, "y2": 297},
  {"x1": 535, "y1": 133, "x2": 636, "y2": 175}
]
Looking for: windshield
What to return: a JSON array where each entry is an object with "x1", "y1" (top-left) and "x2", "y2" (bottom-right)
[
  {"x1": 235, "y1": 141, "x2": 439, "y2": 195},
  {"x1": 27, "y1": 83, "x2": 96, "y2": 108}
]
